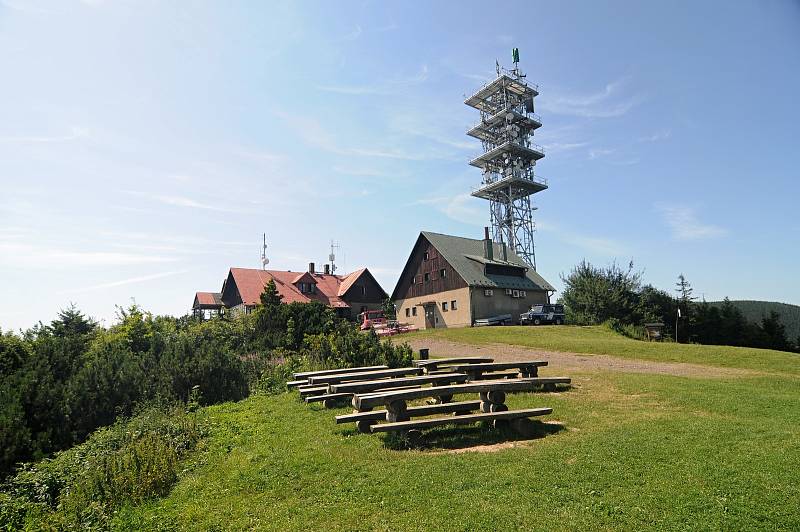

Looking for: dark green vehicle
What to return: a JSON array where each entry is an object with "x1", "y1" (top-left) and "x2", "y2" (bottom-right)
[{"x1": 520, "y1": 304, "x2": 565, "y2": 325}]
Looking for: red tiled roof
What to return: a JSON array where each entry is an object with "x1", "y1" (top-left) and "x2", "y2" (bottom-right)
[
  {"x1": 194, "y1": 292, "x2": 222, "y2": 308},
  {"x1": 337, "y1": 268, "x2": 367, "y2": 297},
  {"x1": 228, "y1": 267, "x2": 368, "y2": 308}
]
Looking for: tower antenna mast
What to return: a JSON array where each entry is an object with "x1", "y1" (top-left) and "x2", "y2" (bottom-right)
[
  {"x1": 260, "y1": 233, "x2": 270, "y2": 270},
  {"x1": 465, "y1": 48, "x2": 547, "y2": 269}
]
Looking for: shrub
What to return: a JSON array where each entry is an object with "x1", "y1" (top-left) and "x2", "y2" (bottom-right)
[{"x1": 0, "y1": 405, "x2": 207, "y2": 530}]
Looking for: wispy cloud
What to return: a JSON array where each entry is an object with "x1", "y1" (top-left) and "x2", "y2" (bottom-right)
[
  {"x1": 542, "y1": 141, "x2": 589, "y2": 154},
  {"x1": 317, "y1": 65, "x2": 428, "y2": 95},
  {"x1": 538, "y1": 221, "x2": 630, "y2": 256},
  {"x1": 656, "y1": 204, "x2": 727, "y2": 240},
  {"x1": 124, "y1": 191, "x2": 243, "y2": 214},
  {"x1": 496, "y1": 34, "x2": 514, "y2": 45},
  {"x1": 539, "y1": 78, "x2": 643, "y2": 118},
  {"x1": 335, "y1": 25, "x2": 362, "y2": 42},
  {"x1": 638, "y1": 129, "x2": 671, "y2": 142},
  {"x1": 588, "y1": 148, "x2": 615, "y2": 160},
  {"x1": 0, "y1": 126, "x2": 88, "y2": 144},
  {"x1": 0, "y1": 242, "x2": 177, "y2": 268},
  {"x1": 414, "y1": 193, "x2": 484, "y2": 226},
  {"x1": 272, "y1": 109, "x2": 445, "y2": 161},
  {"x1": 59, "y1": 270, "x2": 188, "y2": 295}
]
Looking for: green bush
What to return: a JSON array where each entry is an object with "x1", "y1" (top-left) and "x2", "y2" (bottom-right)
[{"x1": 1, "y1": 405, "x2": 206, "y2": 530}]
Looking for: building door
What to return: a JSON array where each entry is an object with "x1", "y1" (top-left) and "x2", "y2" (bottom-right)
[{"x1": 424, "y1": 304, "x2": 436, "y2": 329}]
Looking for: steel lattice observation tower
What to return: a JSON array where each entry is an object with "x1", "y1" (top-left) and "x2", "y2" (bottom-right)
[{"x1": 465, "y1": 48, "x2": 547, "y2": 269}]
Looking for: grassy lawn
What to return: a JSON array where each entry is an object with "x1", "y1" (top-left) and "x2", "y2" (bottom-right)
[
  {"x1": 115, "y1": 368, "x2": 800, "y2": 530},
  {"x1": 411, "y1": 325, "x2": 800, "y2": 376}
]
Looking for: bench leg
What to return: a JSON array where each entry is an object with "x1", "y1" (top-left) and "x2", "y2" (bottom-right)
[
  {"x1": 387, "y1": 400, "x2": 409, "y2": 423},
  {"x1": 356, "y1": 420, "x2": 375, "y2": 434}
]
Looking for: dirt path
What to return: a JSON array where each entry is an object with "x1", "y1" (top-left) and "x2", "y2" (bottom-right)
[{"x1": 405, "y1": 337, "x2": 754, "y2": 378}]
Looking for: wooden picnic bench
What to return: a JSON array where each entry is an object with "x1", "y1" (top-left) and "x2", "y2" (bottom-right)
[
  {"x1": 449, "y1": 361, "x2": 549, "y2": 378},
  {"x1": 352, "y1": 377, "x2": 571, "y2": 411},
  {"x1": 414, "y1": 356, "x2": 494, "y2": 373},
  {"x1": 307, "y1": 367, "x2": 422, "y2": 386},
  {"x1": 335, "y1": 400, "x2": 483, "y2": 433},
  {"x1": 293, "y1": 365, "x2": 389, "y2": 380},
  {"x1": 328, "y1": 373, "x2": 469, "y2": 394},
  {"x1": 370, "y1": 407, "x2": 553, "y2": 438}
]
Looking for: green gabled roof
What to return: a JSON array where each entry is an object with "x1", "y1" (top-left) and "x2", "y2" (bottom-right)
[{"x1": 420, "y1": 231, "x2": 555, "y2": 292}]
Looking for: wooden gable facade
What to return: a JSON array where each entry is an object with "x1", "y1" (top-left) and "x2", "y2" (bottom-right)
[
  {"x1": 340, "y1": 269, "x2": 387, "y2": 304},
  {"x1": 392, "y1": 234, "x2": 467, "y2": 301}
]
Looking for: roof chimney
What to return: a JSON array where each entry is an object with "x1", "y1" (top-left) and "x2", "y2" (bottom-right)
[
  {"x1": 483, "y1": 227, "x2": 494, "y2": 261},
  {"x1": 308, "y1": 262, "x2": 315, "y2": 274},
  {"x1": 501, "y1": 241, "x2": 508, "y2": 262},
  {"x1": 324, "y1": 264, "x2": 330, "y2": 275}
]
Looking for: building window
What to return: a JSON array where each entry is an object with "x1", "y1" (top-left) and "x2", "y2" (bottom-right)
[
  {"x1": 451, "y1": 300, "x2": 458, "y2": 310},
  {"x1": 440, "y1": 268, "x2": 446, "y2": 278},
  {"x1": 405, "y1": 308, "x2": 410, "y2": 317},
  {"x1": 442, "y1": 301, "x2": 448, "y2": 312},
  {"x1": 412, "y1": 307, "x2": 417, "y2": 316},
  {"x1": 310, "y1": 283, "x2": 316, "y2": 294},
  {"x1": 423, "y1": 251, "x2": 429, "y2": 261},
  {"x1": 424, "y1": 272, "x2": 430, "y2": 282},
  {"x1": 361, "y1": 285, "x2": 366, "y2": 296}
]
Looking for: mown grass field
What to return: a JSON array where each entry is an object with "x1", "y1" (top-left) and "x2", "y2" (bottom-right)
[
  {"x1": 413, "y1": 325, "x2": 800, "y2": 375},
  {"x1": 115, "y1": 328, "x2": 800, "y2": 531}
]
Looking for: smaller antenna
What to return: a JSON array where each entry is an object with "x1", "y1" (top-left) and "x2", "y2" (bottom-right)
[
  {"x1": 328, "y1": 240, "x2": 339, "y2": 274},
  {"x1": 260, "y1": 233, "x2": 270, "y2": 270}
]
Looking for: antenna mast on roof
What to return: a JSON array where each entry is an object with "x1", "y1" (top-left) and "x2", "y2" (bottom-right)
[
  {"x1": 328, "y1": 240, "x2": 339, "y2": 274},
  {"x1": 260, "y1": 233, "x2": 270, "y2": 270}
]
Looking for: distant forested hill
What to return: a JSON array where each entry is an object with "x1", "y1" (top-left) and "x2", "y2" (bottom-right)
[{"x1": 708, "y1": 300, "x2": 800, "y2": 340}]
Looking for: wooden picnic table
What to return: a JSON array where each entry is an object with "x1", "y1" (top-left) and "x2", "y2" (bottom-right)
[
  {"x1": 329, "y1": 373, "x2": 469, "y2": 394},
  {"x1": 449, "y1": 361, "x2": 548, "y2": 378},
  {"x1": 307, "y1": 367, "x2": 422, "y2": 386},
  {"x1": 293, "y1": 365, "x2": 388, "y2": 380},
  {"x1": 413, "y1": 356, "x2": 494, "y2": 372},
  {"x1": 352, "y1": 377, "x2": 571, "y2": 411}
]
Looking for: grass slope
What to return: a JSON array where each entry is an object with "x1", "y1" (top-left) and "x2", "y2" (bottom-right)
[
  {"x1": 115, "y1": 329, "x2": 800, "y2": 531},
  {"x1": 412, "y1": 325, "x2": 800, "y2": 375},
  {"x1": 708, "y1": 300, "x2": 800, "y2": 340}
]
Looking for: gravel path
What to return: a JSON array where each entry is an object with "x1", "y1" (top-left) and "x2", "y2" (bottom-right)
[{"x1": 405, "y1": 337, "x2": 754, "y2": 378}]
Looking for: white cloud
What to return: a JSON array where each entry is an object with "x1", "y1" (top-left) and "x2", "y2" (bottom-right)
[
  {"x1": 317, "y1": 65, "x2": 428, "y2": 95},
  {"x1": 0, "y1": 242, "x2": 177, "y2": 268},
  {"x1": 415, "y1": 193, "x2": 485, "y2": 226},
  {"x1": 588, "y1": 148, "x2": 615, "y2": 160},
  {"x1": 539, "y1": 78, "x2": 643, "y2": 118},
  {"x1": 0, "y1": 126, "x2": 88, "y2": 144},
  {"x1": 59, "y1": 270, "x2": 188, "y2": 295},
  {"x1": 542, "y1": 141, "x2": 589, "y2": 154},
  {"x1": 656, "y1": 204, "x2": 727, "y2": 240},
  {"x1": 538, "y1": 221, "x2": 630, "y2": 256},
  {"x1": 638, "y1": 129, "x2": 671, "y2": 142}
]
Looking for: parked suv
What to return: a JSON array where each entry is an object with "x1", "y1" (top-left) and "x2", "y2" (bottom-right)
[{"x1": 520, "y1": 304, "x2": 565, "y2": 325}]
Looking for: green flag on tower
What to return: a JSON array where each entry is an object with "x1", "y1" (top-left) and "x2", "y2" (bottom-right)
[{"x1": 512, "y1": 48, "x2": 520, "y2": 63}]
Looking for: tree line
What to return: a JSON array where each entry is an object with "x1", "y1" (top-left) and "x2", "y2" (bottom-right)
[
  {"x1": 559, "y1": 260, "x2": 799, "y2": 352},
  {"x1": 0, "y1": 279, "x2": 411, "y2": 479}
]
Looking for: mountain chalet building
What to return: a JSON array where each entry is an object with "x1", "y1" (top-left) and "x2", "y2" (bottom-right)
[
  {"x1": 193, "y1": 263, "x2": 387, "y2": 319},
  {"x1": 391, "y1": 231, "x2": 555, "y2": 329}
]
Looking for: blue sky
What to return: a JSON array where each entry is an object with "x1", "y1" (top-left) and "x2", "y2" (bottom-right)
[{"x1": 1, "y1": 1, "x2": 799, "y2": 331}]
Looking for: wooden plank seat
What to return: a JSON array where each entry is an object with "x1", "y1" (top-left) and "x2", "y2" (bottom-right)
[
  {"x1": 450, "y1": 361, "x2": 548, "y2": 378},
  {"x1": 335, "y1": 400, "x2": 483, "y2": 424},
  {"x1": 353, "y1": 377, "x2": 571, "y2": 411},
  {"x1": 305, "y1": 385, "x2": 425, "y2": 407},
  {"x1": 414, "y1": 356, "x2": 494, "y2": 373},
  {"x1": 468, "y1": 370, "x2": 522, "y2": 381},
  {"x1": 370, "y1": 407, "x2": 553, "y2": 433},
  {"x1": 329, "y1": 373, "x2": 469, "y2": 394},
  {"x1": 298, "y1": 385, "x2": 328, "y2": 396},
  {"x1": 307, "y1": 367, "x2": 422, "y2": 386},
  {"x1": 293, "y1": 365, "x2": 389, "y2": 380}
]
